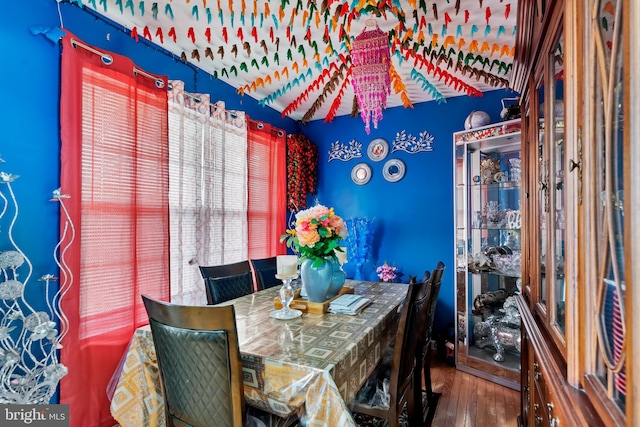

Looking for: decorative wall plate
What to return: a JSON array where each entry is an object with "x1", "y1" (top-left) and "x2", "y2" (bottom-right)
[
  {"x1": 351, "y1": 163, "x2": 372, "y2": 185},
  {"x1": 367, "y1": 138, "x2": 389, "y2": 161},
  {"x1": 382, "y1": 159, "x2": 405, "y2": 182}
]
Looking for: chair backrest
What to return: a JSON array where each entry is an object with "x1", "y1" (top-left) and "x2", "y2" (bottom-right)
[
  {"x1": 424, "y1": 261, "x2": 445, "y2": 346},
  {"x1": 141, "y1": 295, "x2": 245, "y2": 427},
  {"x1": 409, "y1": 270, "x2": 432, "y2": 353},
  {"x1": 388, "y1": 280, "x2": 432, "y2": 410},
  {"x1": 199, "y1": 260, "x2": 254, "y2": 305},
  {"x1": 250, "y1": 257, "x2": 282, "y2": 290}
]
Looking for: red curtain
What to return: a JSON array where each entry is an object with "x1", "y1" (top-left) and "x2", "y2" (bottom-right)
[
  {"x1": 59, "y1": 33, "x2": 169, "y2": 427},
  {"x1": 247, "y1": 120, "x2": 287, "y2": 258}
]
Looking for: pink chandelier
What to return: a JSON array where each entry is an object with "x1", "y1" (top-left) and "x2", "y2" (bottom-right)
[{"x1": 350, "y1": 20, "x2": 391, "y2": 134}]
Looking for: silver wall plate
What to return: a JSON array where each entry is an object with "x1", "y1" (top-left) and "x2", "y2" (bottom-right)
[
  {"x1": 382, "y1": 159, "x2": 406, "y2": 183},
  {"x1": 367, "y1": 138, "x2": 389, "y2": 161},
  {"x1": 351, "y1": 163, "x2": 372, "y2": 185}
]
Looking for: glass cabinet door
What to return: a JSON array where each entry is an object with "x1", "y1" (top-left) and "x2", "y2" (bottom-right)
[
  {"x1": 537, "y1": 86, "x2": 547, "y2": 309},
  {"x1": 587, "y1": 0, "x2": 626, "y2": 419},
  {"x1": 549, "y1": 33, "x2": 566, "y2": 338},
  {"x1": 533, "y1": 28, "x2": 566, "y2": 347},
  {"x1": 455, "y1": 143, "x2": 467, "y2": 360}
]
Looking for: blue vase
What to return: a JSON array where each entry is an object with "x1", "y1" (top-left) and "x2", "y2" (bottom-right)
[
  {"x1": 326, "y1": 258, "x2": 346, "y2": 299},
  {"x1": 301, "y1": 258, "x2": 333, "y2": 303},
  {"x1": 353, "y1": 263, "x2": 364, "y2": 281}
]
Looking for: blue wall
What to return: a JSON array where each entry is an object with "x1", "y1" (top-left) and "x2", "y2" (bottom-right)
[
  {"x1": 298, "y1": 90, "x2": 511, "y2": 333},
  {"x1": 2, "y1": 1, "x2": 514, "y2": 361},
  {"x1": 1, "y1": 1, "x2": 64, "y2": 312}
]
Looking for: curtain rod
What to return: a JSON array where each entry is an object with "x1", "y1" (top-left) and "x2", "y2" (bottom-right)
[
  {"x1": 61, "y1": 1, "x2": 197, "y2": 85},
  {"x1": 70, "y1": 38, "x2": 165, "y2": 88},
  {"x1": 168, "y1": 82, "x2": 202, "y2": 103}
]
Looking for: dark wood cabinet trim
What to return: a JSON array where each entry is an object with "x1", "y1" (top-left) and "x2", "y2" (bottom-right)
[{"x1": 516, "y1": 295, "x2": 604, "y2": 426}]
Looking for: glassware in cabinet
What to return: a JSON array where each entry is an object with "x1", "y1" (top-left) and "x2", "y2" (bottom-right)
[{"x1": 453, "y1": 119, "x2": 522, "y2": 390}]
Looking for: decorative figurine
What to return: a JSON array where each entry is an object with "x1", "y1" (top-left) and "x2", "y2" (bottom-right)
[{"x1": 473, "y1": 295, "x2": 522, "y2": 362}]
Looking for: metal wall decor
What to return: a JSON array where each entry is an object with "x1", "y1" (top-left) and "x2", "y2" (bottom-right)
[
  {"x1": 327, "y1": 139, "x2": 362, "y2": 162},
  {"x1": 0, "y1": 159, "x2": 74, "y2": 404},
  {"x1": 351, "y1": 163, "x2": 372, "y2": 185},
  {"x1": 367, "y1": 138, "x2": 389, "y2": 161},
  {"x1": 392, "y1": 130, "x2": 435, "y2": 153},
  {"x1": 382, "y1": 159, "x2": 406, "y2": 183}
]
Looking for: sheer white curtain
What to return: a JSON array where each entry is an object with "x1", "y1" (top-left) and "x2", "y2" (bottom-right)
[{"x1": 168, "y1": 80, "x2": 248, "y2": 304}]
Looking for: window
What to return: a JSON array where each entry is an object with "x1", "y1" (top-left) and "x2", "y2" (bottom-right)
[{"x1": 168, "y1": 81, "x2": 286, "y2": 304}]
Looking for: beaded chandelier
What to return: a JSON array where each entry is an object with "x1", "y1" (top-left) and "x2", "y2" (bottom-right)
[{"x1": 350, "y1": 21, "x2": 391, "y2": 134}]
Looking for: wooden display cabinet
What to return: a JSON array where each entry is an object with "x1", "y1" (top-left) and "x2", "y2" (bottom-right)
[{"x1": 512, "y1": 0, "x2": 638, "y2": 426}]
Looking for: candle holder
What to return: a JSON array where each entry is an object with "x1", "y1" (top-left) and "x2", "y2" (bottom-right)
[
  {"x1": 271, "y1": 256, "x2": 302, "y2": 320},
  {"x1": 270, "y1": 274, "x2": 302, "y2": 320}
]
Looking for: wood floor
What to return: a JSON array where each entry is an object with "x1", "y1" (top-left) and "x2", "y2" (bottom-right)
[{"x1": 428, "y1": 358, "x2": 521, "y2": 427}]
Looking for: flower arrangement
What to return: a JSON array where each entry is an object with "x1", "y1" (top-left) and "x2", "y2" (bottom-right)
[
  {"x1": 280, "y1": 204, "x2": 347, "y2": 267},
  {"x1": 376, "y1": 262, "x2": 398, "y2": 283},
  {"x1": 286, "y1": 134, "x2": 318, "y2": 211}
]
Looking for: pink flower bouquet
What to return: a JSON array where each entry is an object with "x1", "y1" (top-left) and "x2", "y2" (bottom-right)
[
  {"x1": 376, "y1": 262, "x2": 398, "y2": 282},
  {"x1": 280, "y1": 204, "x2": 348, "y2": 267}
]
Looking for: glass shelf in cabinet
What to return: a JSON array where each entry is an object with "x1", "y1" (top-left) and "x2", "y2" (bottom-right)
[
  {"x1": 470, "y1": 181, "x2": 521, "y2": 189},
  {"x1": 467, "y1": 269, "x2": 521, "y2": 278},
  {"x1": 467, "y1": 346, "x2": 521, "y2": 371},
  {"x1": 471, "y1": 224, "x2": 520, "y2": 230}
]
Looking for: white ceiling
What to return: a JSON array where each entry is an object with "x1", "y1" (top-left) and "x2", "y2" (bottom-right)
[{"x1": 82, "y1": 0, "x2": 518, "y2": 124}]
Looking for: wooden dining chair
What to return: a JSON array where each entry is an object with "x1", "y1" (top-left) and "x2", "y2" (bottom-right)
[
  {"x1": 199, "y1": 260, "x2": 255, "y2": 305},
  {"x1": 250, "y1": 257, "x2": 282, "y2": 290},
  {"x1": 415, "y1": 260, "x2": 446, "y2": 424},
  {"x1": 141, "y1": 295, "x2": 261, "y2": 427},
  {"x1": 349, "y1": 280, "x2": 432, "y2": 427}
]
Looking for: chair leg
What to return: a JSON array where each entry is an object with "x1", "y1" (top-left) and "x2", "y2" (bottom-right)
[
  {"x1": 421, "y1": 353, "x2": 441, "y2": 426},
  {"x1": 423, "y1": 353, "x2": 442, "y2": 402},
  {"x1": 414, "y1": 367, "x2": 425, "y2": 425},
  {"x1": 407, "y1": 382, "x2": 419, "y2": 427}
]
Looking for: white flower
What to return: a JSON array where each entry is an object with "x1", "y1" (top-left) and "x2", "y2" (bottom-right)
[
  {"x1": 45, "y1": 364, "x2": 68, "y2": 382},
  {"x1": 24, "y1": 312, "x2": 52, "y2": 333},
  {"x1": 0, "y1": 251, "x2": 25, "y2": 270},
  {"x1": 0, "y1": 172, "x2": 19, "y2": 183},
  {"x1": 0, "y1": 326, "x2": 15, "y2": 340},
  {"x1": 0, "y1": 280, "x2": 24, "y2": 300}
]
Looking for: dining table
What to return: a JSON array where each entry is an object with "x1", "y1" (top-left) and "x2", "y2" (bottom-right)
[{"x1": 109, "y1": 279, "x2": 408, "y2": 427}]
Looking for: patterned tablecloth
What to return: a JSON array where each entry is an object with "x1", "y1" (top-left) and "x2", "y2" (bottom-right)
[{"x1": 109, "y1": 280, "x2": 407, "y2": 427}]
